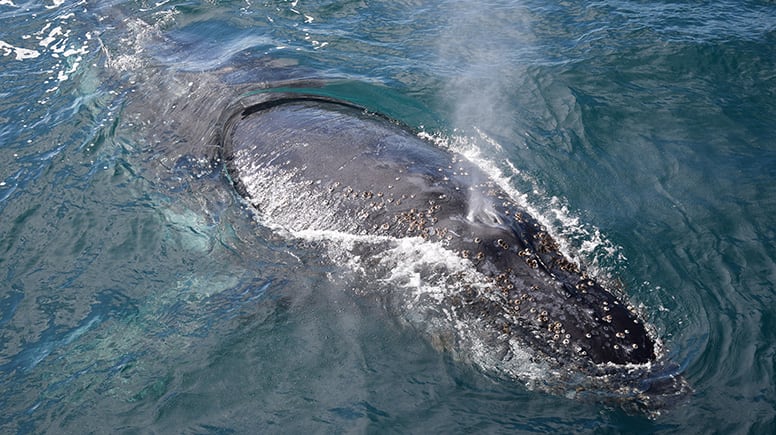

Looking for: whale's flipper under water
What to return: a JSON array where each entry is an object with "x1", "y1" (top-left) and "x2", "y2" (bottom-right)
[{"x1": 219, "y1": 93, "x2": 690, "y2": 413}]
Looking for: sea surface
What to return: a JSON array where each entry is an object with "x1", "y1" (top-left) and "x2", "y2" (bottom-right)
[{"x1": 1, "y1": 0, "x2": 774, "y2": 433}]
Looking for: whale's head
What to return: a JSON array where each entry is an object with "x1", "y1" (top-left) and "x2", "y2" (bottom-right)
[{"x1": 219, "y1": 91, "x2": 690, "y2": 413}]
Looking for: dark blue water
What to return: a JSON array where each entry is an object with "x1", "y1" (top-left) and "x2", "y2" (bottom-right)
[{"x1": 1, "y1": 0, "x2": 774, "y2": 432}]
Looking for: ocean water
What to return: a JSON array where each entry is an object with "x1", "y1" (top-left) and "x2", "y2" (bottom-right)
[{"x1": 1, "y1": 0, "x2": 774, "y2": 433}]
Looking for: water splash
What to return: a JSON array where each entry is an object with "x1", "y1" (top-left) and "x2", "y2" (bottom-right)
[{"x1": 419, "y1": 129, "x2": 627, "y2": 280}]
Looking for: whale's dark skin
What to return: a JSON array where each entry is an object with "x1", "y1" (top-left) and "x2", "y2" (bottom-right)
[
  {"x1": 101, "y1": 16, "x2": 685, "y2": 411},
  {"x1": 221, "y1": 94, "x2": 656, "y2": 367}
]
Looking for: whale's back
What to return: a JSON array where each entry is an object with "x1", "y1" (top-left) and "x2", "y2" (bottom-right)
[{"x1": 220, "y1": 95, "x2": 689, "y2": 413}]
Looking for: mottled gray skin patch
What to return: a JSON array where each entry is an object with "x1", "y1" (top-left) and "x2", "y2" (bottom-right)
[{"x1": 221, "y1": 95, "x2": 656, "y2": 368}]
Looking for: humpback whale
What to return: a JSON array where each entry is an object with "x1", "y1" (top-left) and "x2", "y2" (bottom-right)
[{"x1": 218, "y1": 90, "x2": 688, "y2": 410}]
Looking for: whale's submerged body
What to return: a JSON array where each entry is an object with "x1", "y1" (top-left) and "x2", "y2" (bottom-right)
[{"x1": 219, "y1": 92, "x2": 689, "y2": 413}]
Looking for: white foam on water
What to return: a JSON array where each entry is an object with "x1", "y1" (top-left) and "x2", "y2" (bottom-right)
[
  {"x1": 45, "y1": 0, "x2": 66, "y2": 9},
  {"x1": 1, "y1": 2, "x2": 97, "y2": 103},
  {"x1": 285, "y1": 225, "x2": 552, "y2": 386},
  {"x1": 100, "y1": 18, "x2": 162, "y2": 73},
  {"x1": 0, "y1": 40, "x2": 40, "y2": 60},
  {"x1": 419, "y1": 129, "x2": 626, "y2": 280}
]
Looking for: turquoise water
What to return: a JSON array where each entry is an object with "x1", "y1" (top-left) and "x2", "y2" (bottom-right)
[{"x1": 1, "y1": 0, "x2": 774, "y2": 432}]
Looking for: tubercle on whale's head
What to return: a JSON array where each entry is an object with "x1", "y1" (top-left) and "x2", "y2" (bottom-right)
[{"x1": 456, "y1": 207, "x2": 659, "y2": 367}]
